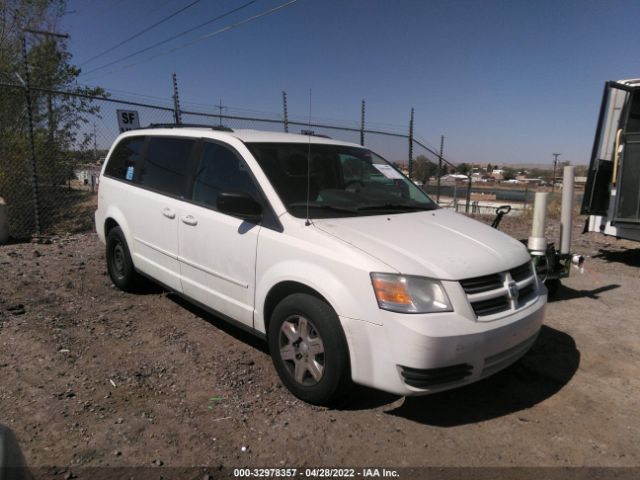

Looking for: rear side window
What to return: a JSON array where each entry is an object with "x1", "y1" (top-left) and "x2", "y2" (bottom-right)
[
  {"x1": 192, "y1": 142, "x2": 259, "y2": 209},
  {"x1": 138, "y1": 137, "x2": 195, "y2": 197},
  {"x1": 104, "y1": 136, "x2": 145, "y2": 181}
]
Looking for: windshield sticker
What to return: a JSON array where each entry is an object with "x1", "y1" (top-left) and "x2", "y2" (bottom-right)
[
  {"x1": 125, "y1": 166, "x2": 134, "y2": 181},
  {"x1": 373, "y1": 164, "x2": 403, "y2": 179}
]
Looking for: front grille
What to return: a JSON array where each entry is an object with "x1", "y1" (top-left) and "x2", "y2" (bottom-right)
[
  {"x1": 460, "y1": 261, "x2": 537, "y2": 320},
  {"x1": 459, "y1": 273, "x2": 502, "y2": 294},
  {"x1": 470, "y1": 296, "x2": 510, "y2": 316},
  {"x1": 510, "y1": 262, "x2": 533, "y2": 282},
  {"x1": 399, "y1": 363, "x2": 473, "y2": 388}
]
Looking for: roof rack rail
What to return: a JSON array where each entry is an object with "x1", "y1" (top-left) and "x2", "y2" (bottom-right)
[
  {"x1": 146, "y1": 123, "x2": 233, "y2": 132},
  {"x1": 300, "y1": 129, "x2": 331, "y2": 139}
]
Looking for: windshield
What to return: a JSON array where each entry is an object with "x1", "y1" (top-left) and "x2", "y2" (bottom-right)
[{"x1": 246, "y1": 142, "x2": 438, "y2": 218}]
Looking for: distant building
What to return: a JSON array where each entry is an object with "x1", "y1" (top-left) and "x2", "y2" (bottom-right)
[
  {"x1": 491, "y1": 169, "x2": 504, "y2": 180},
  {"x1": 575, "y1": 176, "x2": 587, "y2": 186}
]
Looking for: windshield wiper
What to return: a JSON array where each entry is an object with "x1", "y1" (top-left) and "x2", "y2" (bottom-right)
[
  {"x1": 356, "y1": 203, "x2": 436, "y2": 212},
  {"x1": 288, "y1": 203, "x2": 359, "y2": 214}
]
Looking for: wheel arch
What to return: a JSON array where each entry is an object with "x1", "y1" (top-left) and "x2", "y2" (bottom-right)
[
  {"x1": 102, "y1": 207, "x2": 134, "y2": 251},
  {"x1": 263, "y1": 281, "x2": 329, "y2": 335}
]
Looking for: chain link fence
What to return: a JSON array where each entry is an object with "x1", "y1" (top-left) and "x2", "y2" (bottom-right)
[{"x1": 0, "y1": 83, "x2": 177, "y2": 238}]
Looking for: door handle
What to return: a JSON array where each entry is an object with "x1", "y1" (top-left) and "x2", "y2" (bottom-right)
[
  {"x1": 181, "y1": 215, "x2": 198, "y2": 226},
  {"x1": 161, "y1": 207, "x2": 176, "y2": 219},
  {"x1": 612, "y1": 128, "x2": 623, "y2": 185}
]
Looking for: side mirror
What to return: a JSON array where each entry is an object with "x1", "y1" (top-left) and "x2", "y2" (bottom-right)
[{"x1": 217, "y1": 191, "x2": 262, "y2": 222}]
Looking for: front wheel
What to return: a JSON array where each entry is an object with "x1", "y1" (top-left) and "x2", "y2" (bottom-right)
[{"x1": 268, "y1": 293, "x2": 352, "y2": 405}]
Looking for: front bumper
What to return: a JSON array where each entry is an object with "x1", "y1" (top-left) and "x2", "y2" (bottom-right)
[{"x1": 340, "y1": 289, "x2": 547, "y2": 396}]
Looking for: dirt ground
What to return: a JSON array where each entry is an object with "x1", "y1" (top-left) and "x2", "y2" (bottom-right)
[{"x1": 1, "y1": 213, "x2": 639, "y2": 475}]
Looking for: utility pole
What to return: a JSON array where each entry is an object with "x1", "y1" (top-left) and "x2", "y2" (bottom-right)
[
  {"x1": 282, "y1": 91, "x2": 289, "y2": 133},
  {"x1": 436, "y1": 135, "x2": 445, "y2": 204},
  {"x1": 552, "y1": 153, "x2": 561, "y2": 193},
  {"x1": 20, "y1": 27, "x2": 68, "y2": 235},
  {"x1": 360, "y1": 99, "x2": 366, "y2": 146}
]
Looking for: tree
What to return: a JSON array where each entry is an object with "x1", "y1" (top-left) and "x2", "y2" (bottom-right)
[
  {"x1": 413, "y1": 155, "x2": 438, "y2": 183},
  {"x1": 0, "y1": 0, "x2": 105, "y2": 236},
  {"x1": 456, "y1": 162, "x2": 471, "y2": 175},
  {"x1": 502, "y1": 167, "x2": 517, "y2": 181},
  {"x1": 486, "y1": 163, "x2": 493, "y2": 173}
]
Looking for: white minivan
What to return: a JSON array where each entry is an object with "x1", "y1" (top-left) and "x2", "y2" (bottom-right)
[{"x1": 95, "y1": 125, "x2": 546, "y2": 405}]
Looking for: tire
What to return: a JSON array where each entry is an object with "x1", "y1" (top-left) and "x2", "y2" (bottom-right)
[
  {"x1": 268, "y1": 293, "x2": 352, "y2": 405},
  {"x1": 106, "y1": 226, "x2": 142, "y2": 292}
]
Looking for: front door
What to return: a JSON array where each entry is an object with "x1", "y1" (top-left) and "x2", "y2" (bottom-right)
[{"x1": 178, "y1": 140, "x2": 261, "y2": 326}]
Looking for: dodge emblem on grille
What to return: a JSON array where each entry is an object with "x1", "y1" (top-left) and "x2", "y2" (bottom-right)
[{"x1": 508, "y1": 280, "x2": 519, "y2": 300}]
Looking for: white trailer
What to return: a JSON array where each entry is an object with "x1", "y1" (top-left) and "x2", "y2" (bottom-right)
[{"x1": 583, "y1": 79, "x2": 640, "y2": 241}]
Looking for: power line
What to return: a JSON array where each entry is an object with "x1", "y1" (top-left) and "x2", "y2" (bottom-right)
[
  {"x1": 82, "y1": 0, "x2": 299, "y2": 82},
  {"x1": 80, "y1": 0, "x2": 203, "y2": 66},
  {"x1": 78, "y1": 0, "x2": 260, "y2": 79}
]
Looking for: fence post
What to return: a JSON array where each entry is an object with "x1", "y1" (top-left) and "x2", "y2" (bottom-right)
[
  {"x1": 465, "y1": 175, "x2": 472, "y2": 213},
  {"x1": 408, "y1": 107, "x2": 414, "y2": 180},
  {"x1": 360, "y1": 99, "x2": 365, "y2": 146},
  {"x1": 282, "y1": 91, "x2": 289, "y2": 133},
  {"x1": 21, "y1": 36, "x2": 41, "y2": 235},
  {"x1": 436, "y1": 135, "x2": 444, "y2": 204},
  {"x1": 453, "y1": 183, "x2": 457, "y2": 211},
  {"x1": 172, "y1": 73, "x2": 182, "y2": 125}
]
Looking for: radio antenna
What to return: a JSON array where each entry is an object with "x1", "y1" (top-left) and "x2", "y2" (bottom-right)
[{"x1": 305, "y1": 88, "x2": 312, "y2": 226}]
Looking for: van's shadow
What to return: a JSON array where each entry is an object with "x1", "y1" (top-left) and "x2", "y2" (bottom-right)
[
  {"x1": 168, "y1": 294, "x2": 269, "y2": 354},
  {"x1": 352, "y1": 325, "x2": 579, "y2": 426}
]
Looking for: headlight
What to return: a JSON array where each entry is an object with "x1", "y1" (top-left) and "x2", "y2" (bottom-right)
[{"x1": 370, "y1": 273, "x2": 453, "y2": 314}]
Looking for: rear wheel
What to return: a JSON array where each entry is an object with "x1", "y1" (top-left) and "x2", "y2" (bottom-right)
[
  {"x1": 106, "y1": 226, "x2": 142, "y2": 292},
  {"x1": 268, "y1": 293, "x2": 351, "y2": 405}
]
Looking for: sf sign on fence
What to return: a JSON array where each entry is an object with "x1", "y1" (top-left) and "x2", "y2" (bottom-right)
[{"x1": 116, "y1": 110, "x2": 140, "y2": 133}]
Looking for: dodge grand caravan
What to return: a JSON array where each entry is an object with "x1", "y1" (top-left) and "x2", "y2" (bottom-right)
[{"x1": 95, "y1": 125, "x2": 547, "y2": 405}]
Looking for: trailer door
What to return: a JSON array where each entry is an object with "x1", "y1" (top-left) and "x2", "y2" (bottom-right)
[
  {"x1": 582, "y1": 83, "x2": 630, "y2": 215},
  {"x1": 614, "y1": 89, "x2": 640, "y2": 223}
]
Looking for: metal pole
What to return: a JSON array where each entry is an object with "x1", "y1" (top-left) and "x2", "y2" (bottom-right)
[
  {"x1": 436, "y1": 135, "x2": 444, "y2": 203},
  {"x1": 172, "y1": 73, "x2": 182, "y2": 125},
  {"x1": 93, "y1": 122, "x2": 98, "y2": 162},
  {"x1": 465, "y1": 174, "x2": 472, "y2": 213},
  {"x1": 21, "y1": 36, "x2": 41, "y2": 235},
  {"x1": 282, "y1": 91, "x2": 289, "y2": 133},
  {"x1": 560, "y1": 166, "x2": 575, "y2": 254},
  {"x1": 408, "y1": 107, "x2": 414, "y2": 180},
  {"x1": 360, "y1": 99, "x2": 365, "y2": 146}
]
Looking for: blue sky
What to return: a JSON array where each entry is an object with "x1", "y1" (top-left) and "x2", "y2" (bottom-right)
[{"x1": 62, "y1": 0, "x2": 640, "y2": 165}]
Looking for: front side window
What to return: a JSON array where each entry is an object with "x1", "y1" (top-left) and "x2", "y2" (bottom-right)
[
  {"x1": 104, "y1": 136, "x2": 145, "y2": 181},
  {"x1": 247, "y1": 143, "x2": 437, "y2": 218},
  {"x1": 191, "y1": 142, "x2": 259, "y2": 209},
  {"x1": 138, "y1": 137, "x2": 195, "y2": 197}
]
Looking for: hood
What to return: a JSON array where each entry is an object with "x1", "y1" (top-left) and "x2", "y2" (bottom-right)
[{"x1": 313, "y1": 209, "x2": 531, "y2": 280}]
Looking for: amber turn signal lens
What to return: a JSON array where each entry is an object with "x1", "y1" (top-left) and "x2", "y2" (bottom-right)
[{"x1": 372, "y1": 276, "x2": 412, "y2": 305}]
